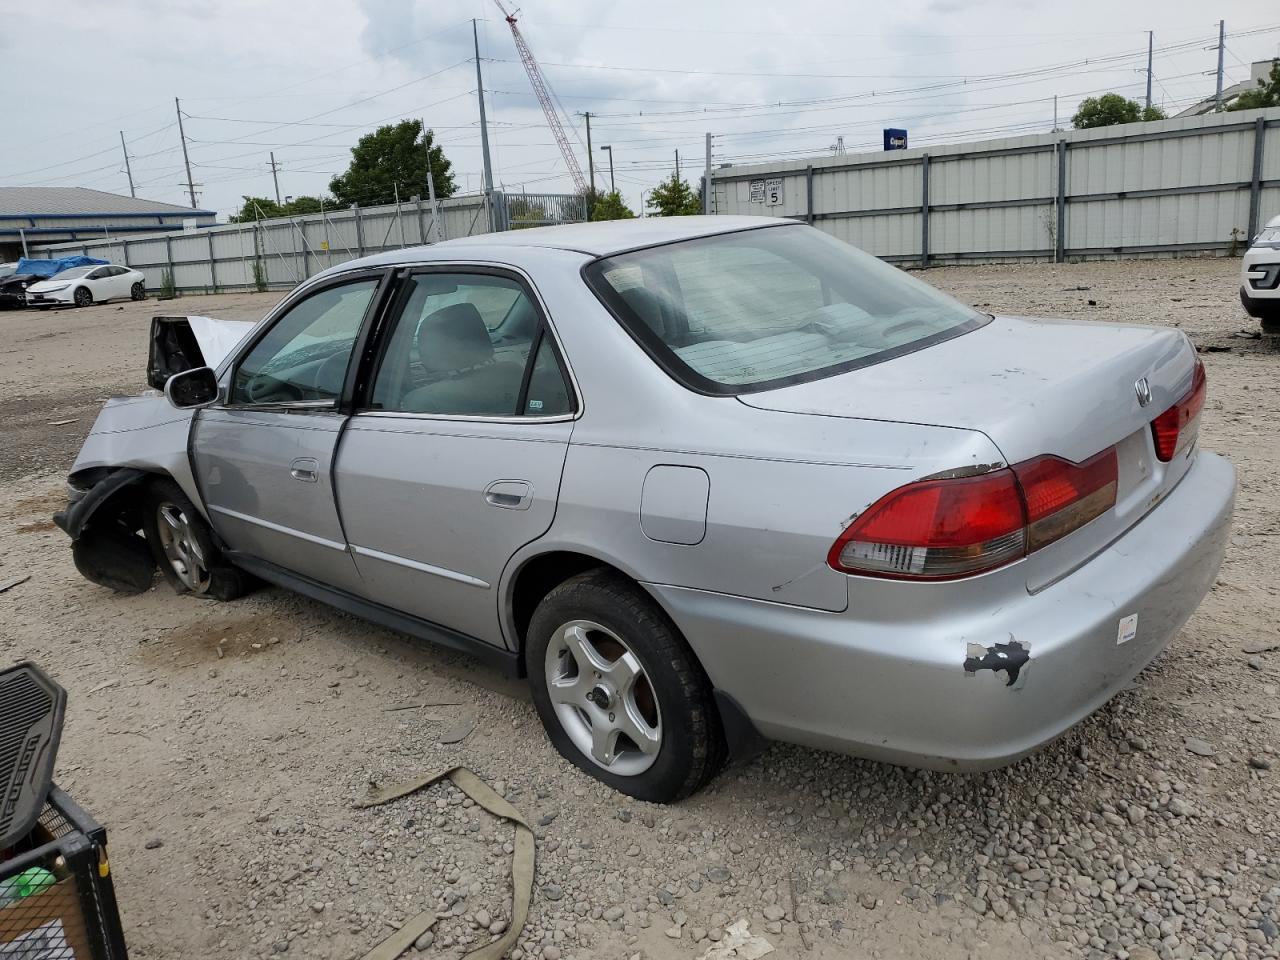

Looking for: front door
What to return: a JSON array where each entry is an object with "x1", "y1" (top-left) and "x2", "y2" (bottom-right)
[
  {"x1": 334, "y1": 269, "x2": 577, "y2": 647},
  {"x1": 192, "y1": 274, "x2": 385, "y2": 591}
]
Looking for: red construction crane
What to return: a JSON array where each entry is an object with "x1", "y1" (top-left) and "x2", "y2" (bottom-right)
[{"x1": 491, "y1": 0, "x2": 588, "y2": 194}]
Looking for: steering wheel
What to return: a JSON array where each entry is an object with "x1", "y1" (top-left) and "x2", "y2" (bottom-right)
[
  {"x1": 313, "y1": 352, "x2": 349, "y2": 399},
  {"x1": 244, "y1": 374, "x2": 303, "y2": 404}
]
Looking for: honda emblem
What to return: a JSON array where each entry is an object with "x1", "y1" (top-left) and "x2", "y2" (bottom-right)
[{"x1": 1134, "y1": 377, "x2": 1152, "y2": 407}]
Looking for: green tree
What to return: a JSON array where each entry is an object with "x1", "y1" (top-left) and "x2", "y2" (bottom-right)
[
  {"x1": 328, "y1": 120, "x2": 455, "y2": 207},
  {"x1": 1227, "y1": 60, "x2": 1280, "y2": 111},
  {"x1": 590, "y1": 190, "x2": 635, "y2": 221},
  {"x1": 646, "y1": 173, "x2": 703, "y2": 217},
  {"x1": 228, "y1": 195, "x2": 331, "y2": 223},
  {"x1": 1072, "y1": 93, "x2": 1165, "y2": 129}
]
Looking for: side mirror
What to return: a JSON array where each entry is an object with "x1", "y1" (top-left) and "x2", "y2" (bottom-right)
[{"x1": 165, "y1": 366, "x2": 219, "y2": 409}]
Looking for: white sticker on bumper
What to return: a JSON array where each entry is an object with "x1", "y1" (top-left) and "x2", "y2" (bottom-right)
[{"x1": 1117, "y1": 613, "x2": 1138, "y2": 645}]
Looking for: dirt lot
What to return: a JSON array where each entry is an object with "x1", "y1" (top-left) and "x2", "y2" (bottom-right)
[{"x1": 1, "y1": 258, "x2": 1278, "y2": 960}]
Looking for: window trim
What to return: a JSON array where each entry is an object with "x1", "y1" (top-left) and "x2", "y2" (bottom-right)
[
  {"x1": 222, "y1": 269, "x2": 393, "y2": 412},
  {"x1": 352, "y1": 263, "x2": 581, "y2": 425},
  {"x1": 580, "y1": 222, "x2": 991, "y2": 398}
]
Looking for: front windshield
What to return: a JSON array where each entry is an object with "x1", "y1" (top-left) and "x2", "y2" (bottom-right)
[
  {"x1": 585, "y1": 224, "x2": 985, "y2": 393},
  {"x1": 51, "y1": 266, "x2": 94, "y2": 280}
]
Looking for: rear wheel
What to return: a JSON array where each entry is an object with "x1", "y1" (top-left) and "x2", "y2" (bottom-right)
[
  {"x1": 142, "y1": 478, "x2": 251, "y2": 600},
  {"x1": 130, "y1": 281, "x2": 145, "y2": 301},
  {"x1": 526, "y1": 569, "x2": 725, "y2": 802},
  {"x1": 72, "y1": 286, "x2": 92, "y2": 308}
]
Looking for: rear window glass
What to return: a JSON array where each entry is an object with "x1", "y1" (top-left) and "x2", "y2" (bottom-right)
[{"x1": 585, "y1": 224, "x2": 985, "y2": 393}]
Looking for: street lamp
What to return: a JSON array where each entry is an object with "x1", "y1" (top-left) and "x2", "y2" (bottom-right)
[
  {"x1": 599, "y1": 145, "x2": 615, "y2": 193},
  {"x1": 640, "y1": 188, "x2": 650, "y2": 217}
]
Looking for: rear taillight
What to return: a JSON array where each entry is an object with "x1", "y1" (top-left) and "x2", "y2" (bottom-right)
[
  {"x1": 1151, "y1": 358, "x2": 1206, "y2": 462},
  {"x1": 829, "y1": 448, "x2": 1119, "y2": 580}
]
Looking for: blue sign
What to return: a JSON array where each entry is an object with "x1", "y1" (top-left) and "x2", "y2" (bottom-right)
[{"x1": 884, "y1": 128, "x2": 908, "y2": 151}]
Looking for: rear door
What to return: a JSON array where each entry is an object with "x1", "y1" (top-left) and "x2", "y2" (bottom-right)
[
  {"x1": 334, "y1": 267, "x2": 577, "y2": 647},
  {"x1": 192, "y1": 272, "x2": 387, "y2": 592}
]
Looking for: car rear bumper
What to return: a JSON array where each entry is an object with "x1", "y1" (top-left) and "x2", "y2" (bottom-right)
[{"x1": 649, "y1": 449, "x2": 1236, "y2": 772}]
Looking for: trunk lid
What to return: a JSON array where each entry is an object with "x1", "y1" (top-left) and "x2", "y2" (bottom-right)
[{"x1": 739, "y1": 314, "x2": 1203, "y2": 589}]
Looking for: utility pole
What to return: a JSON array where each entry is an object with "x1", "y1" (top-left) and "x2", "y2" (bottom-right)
[
  {"x1": 1214, "y1": 20, "x2": 1225, "y2": 112},
  {"x1": 1053, "y1": 95, "x2": 1059, "y2": 132},
  {"x1": 600, "y1": 145, "x2": 615, "y2": 192},
  {"x1": 583, "y1": 112, "x2": 595, "y2": 193},
  {"x1": 421, "y1": 118, "x2": 441, "y2": 242},
  {"x1": 119, "y1": 131, "x2": 135, "y2": 198},
  {"x1": 175, "y1": 97, "x2": 197, "y2": 209},
  {"x1": 269, "y1": 152, "x2": 282, "y2": 206},
  {"x1": 675, "y1": 149, "x2": 680, "y2": 180},
  {"x1": 703, "y1": 132, "x2": 712, "y2": 215},
  {"x1": 1152, "y1": 31, "x2": 1162, "y2": 112},
  {"x1": 472, "y1": 19, "x2": 495, "y2": 225}
]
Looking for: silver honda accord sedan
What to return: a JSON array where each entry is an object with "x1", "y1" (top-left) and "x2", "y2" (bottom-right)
[{"x1": 55, "y1": 216, "x2": 1236, "y2": 802}]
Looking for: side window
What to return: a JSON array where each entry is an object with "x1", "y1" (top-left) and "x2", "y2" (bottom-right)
[
  {"x1": 87, "y1": 268, "x2": 108, "y2": 280},
  {"x1": 524, "y1": 335, "x2": 572, "y2": 416},
  {"x1": 231, "y1": 279, "x2": 378, "y2": 406},
  {"x1": 370, "y1": 273, "x2": 571, "y2": 417}
]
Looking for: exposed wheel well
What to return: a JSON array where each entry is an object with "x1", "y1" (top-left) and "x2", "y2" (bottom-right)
[{"x1": 509, "y1": 551, "x2": 625, "y2": 656}]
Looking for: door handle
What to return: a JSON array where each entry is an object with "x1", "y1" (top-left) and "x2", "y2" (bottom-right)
[
  {"x1": 290, "y1": 458, "x2": 319, "y2": 483},
  {"x1": 484, "y1": 479, "x2": 532, "y2": 510}
]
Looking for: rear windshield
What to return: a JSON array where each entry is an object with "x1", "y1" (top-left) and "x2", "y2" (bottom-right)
[{"x1": 584, "y1": 224, "x2": 986, "y2": 393}]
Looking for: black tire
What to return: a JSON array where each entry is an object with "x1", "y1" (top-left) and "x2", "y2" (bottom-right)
[
  {"x1": 72, "y1": 286, "x2": 92, "y2": 308},
  {"x1": 130, "y1": 281, "x2": 145, "y2": 301},
  {"x1": 526, "y1": 569, "x2": 725, "y2": 802},
  {"x1": 141, "y1": 477, "x2": 252, "y2": 601},
  {"x1": 1262, "y1": 314, "x2": 1280, "y2": 336}
]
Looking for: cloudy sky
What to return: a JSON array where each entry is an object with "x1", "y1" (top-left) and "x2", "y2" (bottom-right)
[{"x1": 3, "y1": 0, "x2": 1274, "y2": 218}]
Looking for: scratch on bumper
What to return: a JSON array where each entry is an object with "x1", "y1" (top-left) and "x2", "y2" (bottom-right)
[{"x1": 964, "y1": 638, "x2": 1030, "y2": 689}]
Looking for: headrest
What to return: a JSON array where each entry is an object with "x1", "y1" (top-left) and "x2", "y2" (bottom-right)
[{"x1": 418, "y1": 302, "x2": 494, "y2": 373}]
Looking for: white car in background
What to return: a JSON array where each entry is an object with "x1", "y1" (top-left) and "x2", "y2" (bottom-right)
[
  {"x1": 1241, "y1": 213, "x2": 1280, "y2": 334},
  {"x1": 27, "y1": 264, "x2": 146, "y2": 309}
]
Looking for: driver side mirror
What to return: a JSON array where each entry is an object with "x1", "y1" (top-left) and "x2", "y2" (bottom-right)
[{"x1": 165, "y1": 366, "x2": 220, "y2": 409}]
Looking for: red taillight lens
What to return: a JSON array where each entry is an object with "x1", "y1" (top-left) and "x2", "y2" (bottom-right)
[
  {"x1": 829, "y1": 448, "x2": 1119, "y2": 580},
  {"x1": 1013, "y1": 447, "x2": 1118, "y2": 551},
  {"x1": 828, "y1": 471, "x2": 1026, "y2": 580},
  {"x1": 1151, "y1": 359, "x2": 1206, "y2": 462}
]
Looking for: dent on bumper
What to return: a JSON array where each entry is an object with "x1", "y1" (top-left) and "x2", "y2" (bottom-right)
[{"x1": 651, "y1": 451, "x2": 1236, "y2": 772}]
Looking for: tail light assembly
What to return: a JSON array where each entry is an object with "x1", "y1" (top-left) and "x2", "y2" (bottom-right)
[
  {"x1": 1151, "y1": 358, "x2": 1206, "y2": 462},
  {"x1": 828, "y1": 447, "x2": 1119, "y2": 580}
]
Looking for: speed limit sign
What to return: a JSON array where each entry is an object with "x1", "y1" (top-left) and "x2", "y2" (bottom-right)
[{"x1": 764, "y1": 178, "x2": 783, "y2": 206}]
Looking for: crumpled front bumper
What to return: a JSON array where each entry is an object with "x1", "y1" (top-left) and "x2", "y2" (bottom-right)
[{"x1": 649, "y1": 450, "x2": 1236, "y2": 772}]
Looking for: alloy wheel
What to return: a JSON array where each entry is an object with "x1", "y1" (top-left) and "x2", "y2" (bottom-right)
[
  {"x1": 544, "y1": 619, "x2": 662, "y2": 775},
  {"x1": 154, "y1": 502, "x2": 211, "y2": 593},
  {"x1": 73, "y1": 287, "x2": 91, "y2": 307}
]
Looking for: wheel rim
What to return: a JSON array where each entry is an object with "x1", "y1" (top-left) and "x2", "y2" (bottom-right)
[
  {"x1": 131, "y1": 283, "x2": 143, "y2": 300},
  {"x1": 155, "y1": 502, "x2": 210, "y2": 592},
  {"x1": 74, "y1": 288, "x2": 89, "y2": 306},
  {"x1": 544, "y1": 619, "x2": 662, "y2": 776}
]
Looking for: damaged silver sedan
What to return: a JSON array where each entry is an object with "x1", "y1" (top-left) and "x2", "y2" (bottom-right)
[{"x1": 55, "y1": 217, "x2": 1236, "y2": 802}]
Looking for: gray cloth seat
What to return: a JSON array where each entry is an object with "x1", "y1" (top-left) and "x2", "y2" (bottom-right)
[{"x1": 400, "y1": 302, "x2": 525, "y2": 415}]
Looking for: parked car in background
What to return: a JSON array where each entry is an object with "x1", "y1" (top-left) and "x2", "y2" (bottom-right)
[
  {"x1": 54, "y1": 217, "x2": 1235, "y2": 802},
  {"x1": 27, "y1": 264, "x2": 145, "y2": 309},
  {"x1": 1241, "y1": 213, "x2": 1280, "y2": 334},
  {"x1": 0, "y1": 263, "x2": 43, "y2": 308}
]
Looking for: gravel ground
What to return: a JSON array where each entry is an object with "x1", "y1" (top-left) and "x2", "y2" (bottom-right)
[{"x1": 1, "y1": 257, "x2": 1278, "y2": 960}]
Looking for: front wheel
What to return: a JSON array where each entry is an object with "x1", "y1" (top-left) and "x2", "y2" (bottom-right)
[
  {"x1": 130, "y1": 281, "x2": 145, "y2": 301},
  {"x1": 142, "y1": 478, "x2": 252, "y2": 601},
  {"x1": 526, "y1": 570, "x2": 725, "y2": 802},
  {"x1": 72, "y1": 286, "x2": 92, "y2": 308}
]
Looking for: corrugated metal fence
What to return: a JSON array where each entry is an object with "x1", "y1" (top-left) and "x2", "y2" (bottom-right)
[
  {"x1": 33, "y1": 191, "x2": 586, "y2": 293},
  {"x1": 711, "y1": 108, "x2": 1280, "y2": 264}
]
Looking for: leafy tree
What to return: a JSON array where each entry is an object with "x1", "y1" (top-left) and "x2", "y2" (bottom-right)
[
  {"x1": 647, "y1": 173, "x2": 703, "y2": 217},
  {"x1": 1072, "y1": 93, "x2": 1165, "y2": 129},
  {"x1": 228, "y1": 195, "x2": 330, "y2": 223},
  {"x1": 329, "y1": 120, "x2": 455, "y2": 207},
  {"x1": 1227, "y1": 60, "x2": 1280, "y2": 111},
  {"x1": 590, "y1": 190, "x2": 635, "y2": 221}
]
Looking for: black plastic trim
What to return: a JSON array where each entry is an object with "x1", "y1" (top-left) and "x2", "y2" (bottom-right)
[
  {"x1": 54, "y1": 467, "x2": 149, "y2": 540},
  {"x1": 713, "y1": 689, "x2": 768, "y2": 767},
  {"x1": 225, "y1": 551, "x2": 522, "y2": 676}
]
